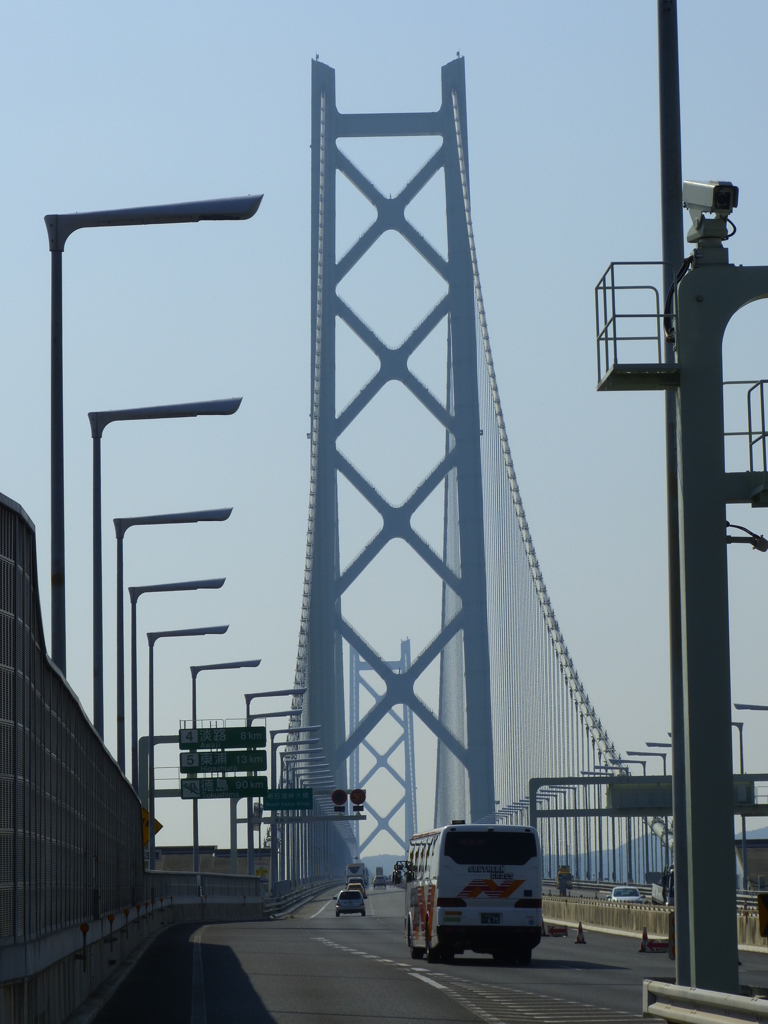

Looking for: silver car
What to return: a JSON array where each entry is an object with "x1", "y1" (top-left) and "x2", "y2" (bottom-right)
[
  {"x1": 336, "y1": 889, "x2": 366, "y2": 917},
  {"x1": 608, "y1": 886, "x2": 644, "y2": 904}
]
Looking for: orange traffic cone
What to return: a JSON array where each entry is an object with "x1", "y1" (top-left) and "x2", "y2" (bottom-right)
[
  {"x1": 639, "y1": 927, "x2": 648, "y2": 953},
  {"x1": 575, "y1": 922, "x2": 586, "y2": 944}
]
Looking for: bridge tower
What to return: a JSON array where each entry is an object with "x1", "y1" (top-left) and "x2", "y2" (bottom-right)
[
  {"x1": 305, "y1": 57, "x2": 495, "y2": 825},
  {"x1": 349, "y1": 640, "x2": 417, "y2": 853}
]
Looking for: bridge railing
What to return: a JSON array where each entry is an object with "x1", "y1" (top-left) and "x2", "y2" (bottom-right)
[{"x1": 0, "y1": 492, "x2": 145, "y2": 948}]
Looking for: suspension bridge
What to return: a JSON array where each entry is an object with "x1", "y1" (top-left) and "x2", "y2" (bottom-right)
[
  {"x1": 5, "y1": 39, "x2": 768, "y2": 1024},
  {"x1": 283, "y1": 56, "x2": 668, "y2": 882}
]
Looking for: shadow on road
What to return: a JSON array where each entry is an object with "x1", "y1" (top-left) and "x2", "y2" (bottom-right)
[
  {"x1": 203, "y1": 938, "x2": 277, "y2": 1023},
  {"x1": 95, "y1": 922, "x2": 278, "y2": 1024}
]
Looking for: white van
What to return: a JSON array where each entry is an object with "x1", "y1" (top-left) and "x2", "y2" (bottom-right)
[{"x1": 405, "y1": 823, "x2": 542, "y2": 964}]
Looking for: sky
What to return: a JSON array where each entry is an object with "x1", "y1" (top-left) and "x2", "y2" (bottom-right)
[{"x1": 2, "y1": 1, "x2": 768, "y2": 856}]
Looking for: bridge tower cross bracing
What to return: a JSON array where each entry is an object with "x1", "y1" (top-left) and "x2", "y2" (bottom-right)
[
  {"x1": 305, "y1": 57, "x2": 496, "y2": 823},
  {"x1": 349, "y1": 639, "x2": 417, "y2": 854}
]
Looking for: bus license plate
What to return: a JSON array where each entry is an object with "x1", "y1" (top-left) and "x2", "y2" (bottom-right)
[{"x1": 481, "y1": 913, "x2": 501, "y2": 925}]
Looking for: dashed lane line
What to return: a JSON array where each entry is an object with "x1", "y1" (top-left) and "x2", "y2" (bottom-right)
[
  {"x1": 410, "y1": 974, "x2": 447, "y2": 990},
  {"x1": 313, "y1": 936, "x2": 643, "y2": 1023}
]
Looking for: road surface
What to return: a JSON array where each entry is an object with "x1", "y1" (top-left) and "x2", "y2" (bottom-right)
[{"x1": 93, "y1": 886, "x2": 767, "y2": 1023}]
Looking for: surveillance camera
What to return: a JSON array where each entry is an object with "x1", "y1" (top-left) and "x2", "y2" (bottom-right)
[
  {"x1": 683, "y1": 180, "x2": 738, "y2": 217},
  {"x1": 682, "y1": 180, "x2": 738, "y2": 243}
]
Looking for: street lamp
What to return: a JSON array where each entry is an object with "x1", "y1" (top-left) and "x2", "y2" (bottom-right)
[
  {"x1": 627, "y1": 751, "x2": 665, "y2": 773},
  {"x1": 45, "y1": 193, "x2": 262, "y2": 674},
  {"x1": 128, "y1": 578, "x2": 225, "y2": 788},
  {"x1": 246, "y1": 689, "x2": 306, "y2": 725},
  {"x1": 146, "y1": 624, "x2": 228, "y2": 868},
  {"x1": 114, "y1": 508, "x2": 232, "y2": 773},
  {"x1": 269, "y1": 726, "x2": 320, "y2": 892},
  {"x1": 240, "y1": 694, "x2": 305, "y2": 876},
  {"x1": 733, "y1": 704, "x2": 768, "y2": 888},
  {"x1": 187, "y1": 659, "x2": 262, "y2": 873},
  {"x1": 732, "y1": 721, "x2": 747, "y2": 890},
  {"x1": 90, "y1": 399, "x2": 241, "y2": 744}
]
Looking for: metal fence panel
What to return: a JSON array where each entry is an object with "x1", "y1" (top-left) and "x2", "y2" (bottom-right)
[{"x1": 0, "y1": 494, "x2": 143, "y2": 946}]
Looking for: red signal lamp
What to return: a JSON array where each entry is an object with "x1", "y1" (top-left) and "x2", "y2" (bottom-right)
[{"x1": 331, "y1": 788, "x2": 347, "y2": 812}]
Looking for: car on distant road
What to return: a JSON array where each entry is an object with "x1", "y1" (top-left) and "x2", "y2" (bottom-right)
[
  {"x1": 336, "y1": 889, "x2": 365, "y2": 917},
  {"x1": 372, "y1": 874, "x2": 386, "y2": 889},
  {"x1": 347, "y1": 878, "x2": 367, "y2": 899},
  {"x1": 608, "y1": 886, "x2": 644, "y2": 903}
]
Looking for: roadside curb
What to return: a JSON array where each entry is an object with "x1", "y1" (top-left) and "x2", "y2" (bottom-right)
[
  {"x1": 543, "y1": 917, "x2": 667, "y2": 941},
  {"x1": 269, "y1": 886, "x2": 340, "y2": 921},
  {"x1": 542, "y1": 918, "x2": 767, "y2": 953}
]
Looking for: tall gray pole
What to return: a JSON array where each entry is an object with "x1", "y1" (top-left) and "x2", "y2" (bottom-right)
[
  {"x1": 131, "y1": 595, "x2": 139, "y2": 788},
  {"x1": 92, "y1": 432, "x2": 104, "y2": 738},
  {"x1": 657, "y1": 0, "x2": 689, "y2": 986},
  {"x1": 733, "y1": 722, "x2": 747, "y2": 889},
  {"x1": 148, "y1": 637, "x2": 156, "y2": 867},
  {"x1": 50, "y1": 247, "x2": 66, "y2": 675},
  {"x1": 192, "y1": 669, "x2": 200, "y2": 872},
  {"x1": 115, "y1": 527, "x2": 125, "y2": 771}
]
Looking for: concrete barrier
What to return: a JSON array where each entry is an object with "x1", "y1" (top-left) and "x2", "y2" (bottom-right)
[
  {"x1": 543, "y1": 897, "x2": 768, "y2": 951},
  {"x1": 0, "y1": 899, "x2": 263, "y2": 1024},
  {"x1": 644, "y1": 979, "x2": 768, "y2": 1021}
]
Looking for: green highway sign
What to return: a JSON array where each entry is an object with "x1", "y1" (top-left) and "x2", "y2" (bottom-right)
[
  {"x1": 180, "y1": 749, "x2": 267, "y2": 773},
  {"x1": 263, "y1": 788, "x2": 313, "y2": 811},
  {"x1": 178, "y1": 726, "x2": 266, "y2": 750},
  {"x1": 181, "y1": 776, "x2": 267, "y2": 800}
]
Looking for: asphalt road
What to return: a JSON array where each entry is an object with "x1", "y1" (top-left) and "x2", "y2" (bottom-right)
[{"x1": 93, "y1": 887, "x2": 768, "y2": 1024}]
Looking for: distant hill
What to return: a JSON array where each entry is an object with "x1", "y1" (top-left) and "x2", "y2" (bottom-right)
[
  {"x1": 736, "y1": 825, "x2": 768, "y2": 840},
  {"x1": 360, "y1": 853, "x2": 405, "y2": 878}
]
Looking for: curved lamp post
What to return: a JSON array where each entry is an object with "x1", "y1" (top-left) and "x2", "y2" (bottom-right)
[
  {"x1": 45, "y1": 193, "x2": 262, "y2": 675},
  {"x1": 89, "y1": 399, "x2": 240, "y2": 745},
  {"x1": 269, "y1": 727, "x2": 320, "y2": 892},
  {"x1": 242, "y1": 693, "x2": 306, "y2": 875},
  {"x1": 188, "y1": 659, "x2": 262, "y2": 873},
  {"x1": 129, "y1": 578, "x2": 225, "y2": 788},
  {"x1": 114, "y1": 508, "x2": 232, "y2": 774},
  {"x1": 147, "y1": 624, "x2": 228, "y2": 868}
]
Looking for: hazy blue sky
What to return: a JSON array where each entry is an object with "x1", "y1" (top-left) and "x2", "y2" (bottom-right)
[{"x1": 2, "y1": 2, "x2": 767, "y2": 854}]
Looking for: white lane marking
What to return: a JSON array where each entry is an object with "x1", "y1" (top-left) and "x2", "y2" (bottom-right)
[
  {"x1": 409, "y1": 972, "x2": 446, "y2": 990},
  {"x1": 190, "y1": 927, "x2": 207, "y2": 1024},
  {"x1": 310, "y1": 899, "x2": 332, "y2": 918}
]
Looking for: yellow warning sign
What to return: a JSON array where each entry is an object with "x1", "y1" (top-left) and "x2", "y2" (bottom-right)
[
  {"x1": 141, "y1": 807, "x2": 163, "y2": 846},
  {"x1": 758, "y1": 892, "x2": 768, "y2": 939}
]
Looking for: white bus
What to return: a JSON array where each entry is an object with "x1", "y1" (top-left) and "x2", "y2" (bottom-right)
[{"x1": 405, "y1": 823, "x2": 542, "y2": 964}]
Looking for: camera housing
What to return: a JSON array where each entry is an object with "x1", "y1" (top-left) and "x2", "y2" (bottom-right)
[{"x1": 682, "y1": 180, "x2": 738, "y2": 243}]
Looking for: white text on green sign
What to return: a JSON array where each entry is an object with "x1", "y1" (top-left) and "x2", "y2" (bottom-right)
[
  {"x1": 263, "y1": 788, "x2": 313, "y2": 811},
  {"x1": 180, "y1": 750, "x2": 267, "y2": 773},
  {"x1": 181, "y1": 777, "x2": 268, "y2": 800},
  {"x1": 178, "y1": 726, "x2": 266, "y2": 750}
]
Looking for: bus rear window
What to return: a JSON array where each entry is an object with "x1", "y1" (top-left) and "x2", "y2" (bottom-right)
[{"x1": 444, "y1": 831, "x2": 536, "y2": 865}]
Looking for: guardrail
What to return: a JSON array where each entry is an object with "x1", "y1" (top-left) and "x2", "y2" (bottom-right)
[
  {"x1": 543, "y1": 878, "x2": 760, "y2": 910},
  {"x1": 262, "y1": 879, "x2": 342, "y2": 917},
  {"x1": 644, "y1": 980, "x2": 768, "y2": 1022}
]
